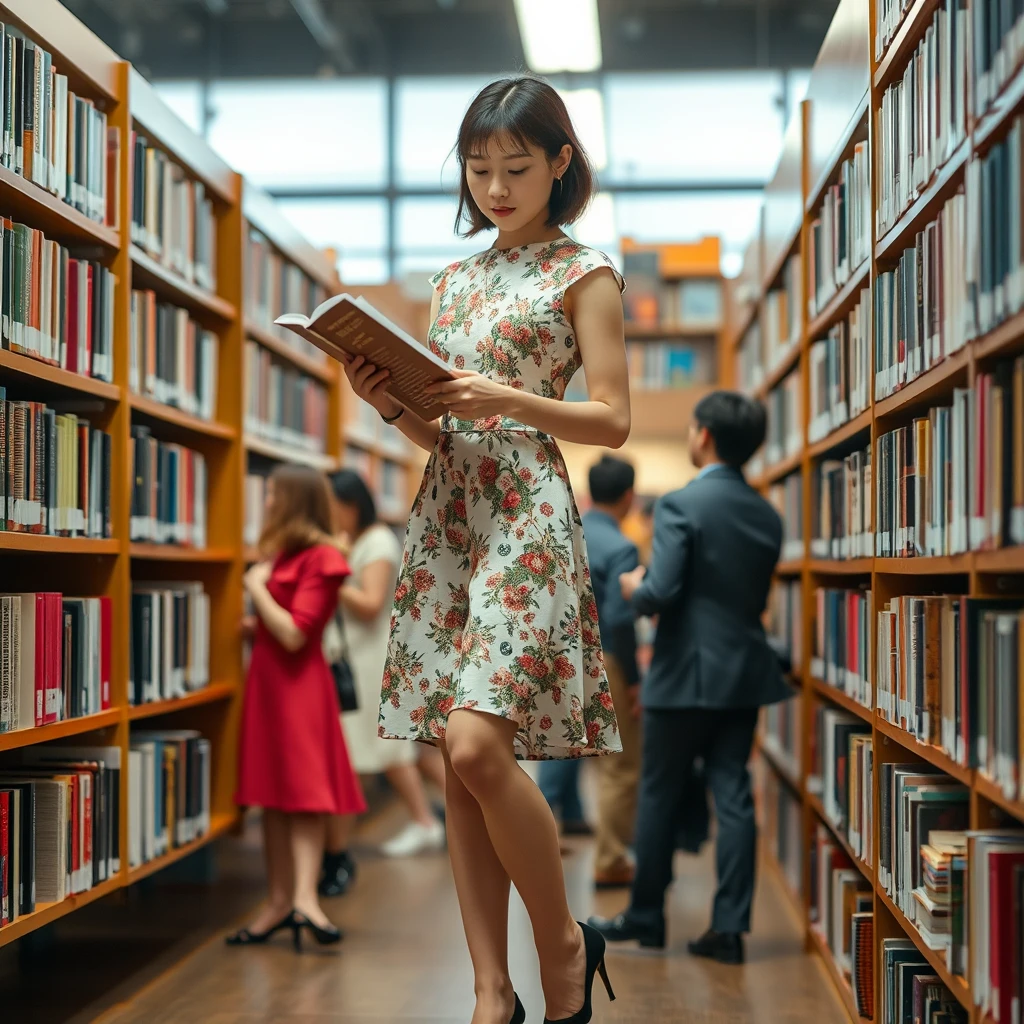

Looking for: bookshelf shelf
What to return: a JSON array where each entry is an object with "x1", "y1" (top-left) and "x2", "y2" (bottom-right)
[
  {"x1": 128, "y1": 394, "x2": 238, "y2": 440},
  {"x1": 0, "y1": 534, "x2": 119, "y2": 555},
  {"x1": 973, "y1": 773, "x2": 1024, "y2": 823},
  {"x1": 806, "y1": 261, "x2": 871, "y2": 341},
  {"x1": 874, "y1": 139, "x2": 970, "y2": 263},
  {"x1": 806, "y1": 408, "x2": 872, "y2": 459},
  {"x1": 874, "y1": 716, "x2": 972, "y2": 784},
  {"x1": 130, "y1": 246, "x2": 237, "y2": 323},
  {"x1": 244, "y1": 319, "x2": 335, "y2": 383},
  {"x1": 623, "y1": 323, "x2": 719, "y2": 340},
  {"x1": 807, "y1": 792, "x2": 873, "y2": 885},
  {"x1": 755, "y1": 450, "x2": 803, "y2": 488},
  {"x1": 873, "y1": 0, "x2": 943, "y2": 89},
  {"x1": 758, "y1": 343, "x2": 802, "y2": 398},
  {"x1": 872, "y1": 345, "x2": 972, "y2": 420},
  {"x1": 876, "y1": 887, "x2": 971, "y2": 1008},
  {"x1": 776, "y1": 558, "x2": 804, "y2": 575},
  {"x1": 974, "y1": 308, "x2": 1024, "y2": 362},
  {"x1": 0, "y1": 875, "x2": 123, "y2": 950},
  {"x1": 874, "y1": 555, "x2": 971, "y2": 574},
  {"x1": 810, "y1": 677, "x2": 873, "y2": 724},
  {"x1": 127, "y1": 812, "x2": 237, "y2": 885},
  {"x1": 972, "y1": 62, "x2": 1024, "y2": 152},
  {"x1": 806, "y1": 92, "x2": 870, "y2": 216},
  {"x1": 0, "y1": 349, "x2": 121, "y2": 401},
  {"x1": 129, "y1": 543, "x2": 236, "y2": 562},
  {"x1": 757, "y1": 734, "x2": 802, "y2": 792},
  {"x1": 808, "y1": 925, "x2": 870, "y2": 1024},
  {"x1": 244, "y1": 434, "x2": 337, "y2": 471},
  {"x1": 0, "y1": 162, "x2": 120, "y2": 252},
  {"x1": 808, "y1": 558, "x2": 873, "y2": 575},
  {"x1": 0, "y1": 709, "x2": 123, "y2": 753},
  {"x1": 975, "y1": 546, "x2": 1024, "y2": 572},
  {"x1": 127, "y1": 682, "x2": 238, "y2": 720}
]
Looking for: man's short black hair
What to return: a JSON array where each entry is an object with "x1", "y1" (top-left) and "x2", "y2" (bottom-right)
[
  {"x1": 693, "y1": 391, "x2": 767, "y2": 469},
  {"x1": 589, "y1": 455, "x2": 635, "y2": 505}
]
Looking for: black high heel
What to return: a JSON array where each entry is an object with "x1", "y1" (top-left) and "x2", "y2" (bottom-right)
[
  {"x1": 510, "y1": 991, "x2": 526, "y2": 1024},
  {"x1": 542, "y1": 921, "x2": 616, "y2": 1024},
  {"x1": 225, "y1": 911, "x2": 294, "y2": 946},
  {"x1": 291, "y1": 910, "x2": 344, "y2": 951}
]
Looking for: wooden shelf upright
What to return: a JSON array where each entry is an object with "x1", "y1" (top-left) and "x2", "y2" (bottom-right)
[{"x1": 729, "y1": 0, "x2": 1024, "y2": 1017}]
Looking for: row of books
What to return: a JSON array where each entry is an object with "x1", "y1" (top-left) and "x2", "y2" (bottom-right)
[
  {"x1": 130, "y1": 583, "x2": 211, "y2": 708},
  {"x1": 128, "y1": 730, "x2": 212, "y2": 869},
  {"x1": 129, "y1": 425, "x2": 208, "y2": 548},
  {"x1": 875, "y1": 0, "x2": 968, "y2": 237},
  {"x1": 768, "y1": 473, "x2": 804, "y2": 562},
  {"x1": 810, "y1": 447, "x2": 873, "y2": 560},
  {"x1": 624, "y1": 340, "x2": 715, "y2": 389},
  {"x1": 0, "y1": 593, "x2": 111, "y2": 733},
  {"x1": 760, "y1": 698, "x2": 801, "y2": 782},
  {"x1": 764, "y1": 372, "x2": 802, "y2": 467},
  {"x1": 130, "y1": 134, "x2": 217, "y2": 293},
  {"x1": 0, "y1": 26, "x2": 113, "y2": 226},
  {"x1": 763, "y1": 254, "x2": 801, "y2": 373},
  {"x1": 129, "y1": 289, "x2": 219, "y2": 421},
  {"x1": 243, "y1": 341, "x2": 329, "y2": 454},
  {"x1": 808, "y1": 288, "x2": 871, "y2": 444},
  {"x1": 971, "y1": 0, "x2": 1024, "y2": 120},
  {"x1": 244, "y1": 227, "x2": 327, "y2": 365},
  {"x1": 759, "y1": 765, "x2": 803, "y2": 900},
  {"x1": 809, "y1": 825, "x2": 874, "y2": 1017},
  {"x1": 877, "y1": 593, "x2": 1024, "y2": 787},
  {"x1": 0, "y1": 745, "x2": 121, "y2": 923},
  {"x1": 811, "y1": 586, "x2": 872, "y2": 709},
  {"x1": 0, "y1": 220, "x2": 114, "y2": 382},
  {"x1": 768, "y1": 579, "x2": 802, "y2": 675},
  {"x1": 0, "y1": 395, "x2": 112, "y2": 537},
  {"x1": 875, "y1": 360, "x2": 1024, "y2": 557},
  {"x1": 736, "y1": 320, "x2": 763, "y2": 395},
  {"x1": 808, "y1": 142, "x2": 871, "y2": 318},
  {"x1": 811, "y1": 706, "x2": 873, "y2": 860},
  {"x1": 620, "y1": 251, "x2": 723, "y2": 330},
  {"x1": 875, "y1": 189, "x2": 969, "y2": 402}
]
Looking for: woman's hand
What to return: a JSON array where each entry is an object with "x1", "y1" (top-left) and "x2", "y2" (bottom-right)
[
  {"x1": 425, "y1": 369, "x2": 516, "y2": 420},
  {"x1": 244, "y1": 561, "x2": 273, "y2": 593},
  {"x1": 343, "y1": 354, "x2": 403, "y2": 419}
]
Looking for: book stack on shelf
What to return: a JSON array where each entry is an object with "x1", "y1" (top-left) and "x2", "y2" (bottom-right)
[{"x1": 725, "y1": 0, "x2": 1024, "y2": 1015}]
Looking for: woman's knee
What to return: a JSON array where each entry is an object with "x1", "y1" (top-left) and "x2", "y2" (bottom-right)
[{"x1": 444, "y1": 712, "x2": 516, "y2": 796}]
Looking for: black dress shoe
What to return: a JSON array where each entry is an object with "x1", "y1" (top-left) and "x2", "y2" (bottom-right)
[
  {"x1": 687, "y1": 929, "x2": 744, "y2": 964},
  {"x1": 318, "y1": 849, "x2": 357, "y2": 898},
  {"x1": 586, "y1": 912, "x2": 665, "y2": 949},
  {"x1": 561, "y1": 819, "x2": 593, "y2": 837}
]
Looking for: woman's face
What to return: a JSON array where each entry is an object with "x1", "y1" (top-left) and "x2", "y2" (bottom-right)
[
  {"x1": 332, "y1": 498, "x2": 361, "y2": 539},
  {"x1": 465, "y1": 135, "x2": 571, "y2": 234}
]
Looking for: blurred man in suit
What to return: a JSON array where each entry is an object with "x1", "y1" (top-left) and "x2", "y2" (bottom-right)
[{"x1": 589, "y1": 391, "x2": 793, "y2": 964}]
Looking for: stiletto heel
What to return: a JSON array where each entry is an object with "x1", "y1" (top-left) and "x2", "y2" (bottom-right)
[
  {"x1": 542, "y1": 921, "x2": 616, "y2": 1024},
  {"x1": 225, "y1": 911, "x2": 295, "y2": 946},
  {"x1": 510, "y1": 991, "x2": 526, "y2": 1024},
  {"x1": 291, "y1": 910, "x2": 343, "y2": 950}
]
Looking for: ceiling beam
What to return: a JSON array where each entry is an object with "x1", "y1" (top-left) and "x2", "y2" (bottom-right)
[{"x1": 290, "y1": 0, "x2": 358, "y2": 72}]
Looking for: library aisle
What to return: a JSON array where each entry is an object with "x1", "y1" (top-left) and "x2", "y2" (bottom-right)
[{"x1": 0, "y1": 795, "x2": 843, "y2": 1024}]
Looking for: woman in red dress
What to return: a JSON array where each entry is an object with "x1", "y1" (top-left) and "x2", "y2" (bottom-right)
[{"x1": 230, "y1": 464, "x2": 367, "y2": 950}]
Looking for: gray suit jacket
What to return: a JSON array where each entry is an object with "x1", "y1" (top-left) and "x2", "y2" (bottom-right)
[
  {"x1": 581, "y1": 508, "x2": 640, "y2": 685},
  {"x1": 631, "y1": 465, "x2": 792, "y2": 710}
]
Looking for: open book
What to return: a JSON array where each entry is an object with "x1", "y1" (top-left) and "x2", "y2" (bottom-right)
[{"x1": 275, "y1": 294, "x2": 455, "y2": 421}]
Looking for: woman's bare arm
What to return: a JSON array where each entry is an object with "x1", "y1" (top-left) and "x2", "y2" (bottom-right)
[{"x1": 338, "y1": 558, "x2": 395, "y2": 623}]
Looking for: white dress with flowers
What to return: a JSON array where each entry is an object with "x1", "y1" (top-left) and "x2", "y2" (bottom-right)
[{"x1": 378, "y1": 237, "x2": 624, "y2": 760}]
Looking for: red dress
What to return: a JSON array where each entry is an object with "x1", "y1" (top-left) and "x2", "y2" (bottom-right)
[{"x1": 236, "y1": 543, "x2": 367, "y2": 815}]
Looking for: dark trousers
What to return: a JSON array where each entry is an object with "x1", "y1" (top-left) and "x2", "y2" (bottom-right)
[{"x1": 628, "y1": 707, "x2": 759, "y2": 935}]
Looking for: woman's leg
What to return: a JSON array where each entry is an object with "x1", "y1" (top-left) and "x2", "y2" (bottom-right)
[
  {"x1": 445, "y1": 710, "x2": 585, "y2": 1022},
  {"x1": 247, "y1": 808, "x2": 294, "y2": 932},
  {"x1": 290, "y1": 812, "x2": 333, "y2": 928},
  {"x1": 386, "y1": 762, "x2": 440, "y2": 827},
  {"x1": 325, "y1": 812, "x2": 356, "y2": 854},
  {"x1": 439, "y1": 738, "x2": 516, "y2": 1024}
]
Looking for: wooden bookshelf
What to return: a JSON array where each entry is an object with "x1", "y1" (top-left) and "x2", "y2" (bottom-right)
[
  {"x1": 728, "y1": 0, "x2": 1024, "y2": 1017},
  {"x1": 0, "y1": 1, "x2": 354, "y2": 952}
]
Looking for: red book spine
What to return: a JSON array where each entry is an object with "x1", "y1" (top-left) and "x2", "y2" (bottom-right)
[
  {"x1": 66, "y1": 261, "x2": 79, "y2": 374},
  {"x1": 68, "y1": 774, "x2": 79, "y2": 893},
  {"x1": 99, "y1": 597, "x2": 111, "y2": 710},
  {"x1": 0, "y1": 790, "x2": 9, "y2": 926},
  {"x1": 80, "y1": 774, "x2": 92, "y2": 890}
]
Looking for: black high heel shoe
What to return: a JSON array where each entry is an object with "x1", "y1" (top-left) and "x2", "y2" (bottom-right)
[
  {"x1": 225, "y1": 911, "x2": 294, "y2": 946},
  {"x1": 291, "y1": 910, "x2": 343, "y2": 951},
  {"x1": 542, "y1": 921, "x2": 616, "y2": 1024},
  {"x1": 510, "y1": 992, "x2": 526, "y2": 1024}
]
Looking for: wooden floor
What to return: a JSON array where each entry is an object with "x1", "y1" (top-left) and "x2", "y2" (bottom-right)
[{"x1": 0, "y1": 780, "x2": 844, "y2": 1023}]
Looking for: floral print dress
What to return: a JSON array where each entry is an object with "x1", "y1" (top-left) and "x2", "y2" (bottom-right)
[{"x1": 378, "y1": 237, "x2": 624, "y2": 760}]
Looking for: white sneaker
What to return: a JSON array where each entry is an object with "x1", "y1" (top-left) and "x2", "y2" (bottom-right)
[{"x1": 380, "y1": 819, "x2": 446, "y2": 857}]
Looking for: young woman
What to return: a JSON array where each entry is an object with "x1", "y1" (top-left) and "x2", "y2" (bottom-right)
[
  {"x1": 343, "y1": 77, "x2": 628, "y2": 1024},
  {"x1": 319, "y1": 469, "x2": 446, "y2": 893},
  {"x1": 231, "y1": 464, "x2": 367, "y2": 950}
]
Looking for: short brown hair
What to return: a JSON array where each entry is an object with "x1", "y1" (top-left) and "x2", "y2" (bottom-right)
[
  {"x1": 454, "y1": 76, "x2": 596, "y2": 237},
  {"x1": 258, "y1": 464, "x2": 334, "y2": 558}
]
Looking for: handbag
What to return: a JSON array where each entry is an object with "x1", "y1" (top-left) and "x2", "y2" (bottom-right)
[{"x1": 327, "y1": 612, "x2": 359, "y2": 713}]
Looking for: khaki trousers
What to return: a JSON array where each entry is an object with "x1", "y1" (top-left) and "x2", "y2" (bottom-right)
[{"x1": 595, "y1": 654, "x2": 642, "y2": 874}]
